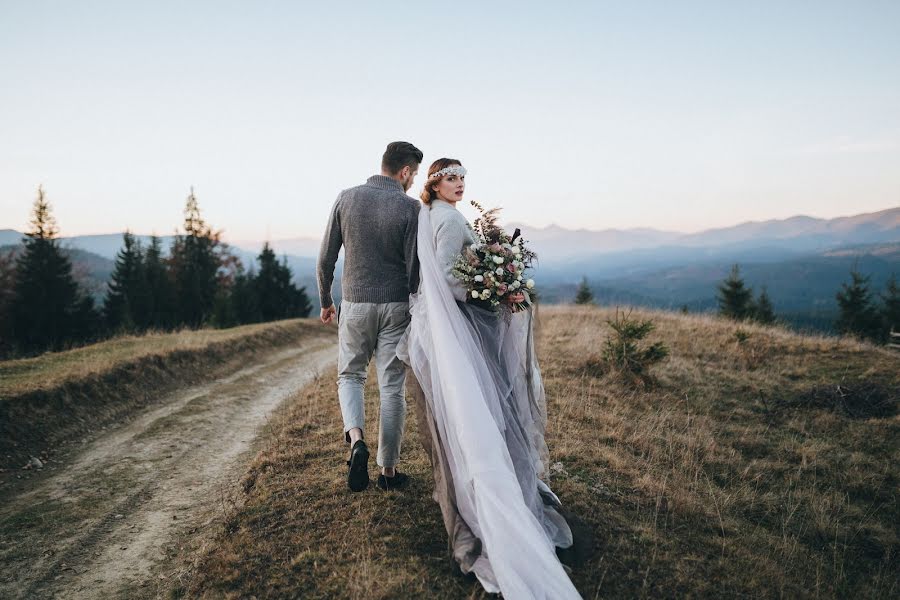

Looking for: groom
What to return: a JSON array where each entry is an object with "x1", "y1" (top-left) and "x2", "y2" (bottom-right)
[{"x1": 317, "y1": 141, "x2": 423, "y2": 492}]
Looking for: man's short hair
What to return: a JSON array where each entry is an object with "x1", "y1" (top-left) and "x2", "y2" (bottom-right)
[{"x1": 382, "y1": 141, "x2": 424, "y2": 175}]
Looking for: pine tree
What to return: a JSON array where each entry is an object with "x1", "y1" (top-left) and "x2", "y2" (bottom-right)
[
  {"x1": 717, "y1": 264, "x2": 754, "y2": 320},
  {"x1": 9, "y1": 186, "x2": 100, "y2": 353},
  {"x1": 753, "y1": 287, "x2": 776, "y2": 324},
  {"x1": 574, "y1": 276, "x2": 594, "y2": 305},
  {"x1": 211, "y1": 284, "x2": 237, "y2": 328},
  {"x1": 144, "y1": 235, "x2": 177, "y2": 330},
  {"x1": 253, "y1": 244, "x2": 311, "y2": 321},
  {"x1": 835, "y1": 269, "x2": 881, "y2": 341},
  {"x1": 103, "y1": 231, "x2": 149, "y2": 331},
  {"x1": 254, "y1": 243, "x2": 283, "y2": 321},
  {"x1": 231, "y1": 266, "x2": 261, "y2": 324},
  {"x1": 288, "y1": 264, "x2": 313, "y2": 318},
  {"x1": 68, "y1": 294, "x2": 103, "y2": 345},
  {"x1": 0, "y1": 248, "x2": 18, "y2": 355},
  {"x1": 881, "y1": 273, "x2": 900, "y2": 338},
  {"x1": 169, "y1": 188, "x2": 222, "y2": 327}
]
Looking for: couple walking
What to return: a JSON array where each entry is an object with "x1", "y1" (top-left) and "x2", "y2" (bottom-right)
[{"x1": 316, "y1": 142, "x2": 582, "y2": 598}]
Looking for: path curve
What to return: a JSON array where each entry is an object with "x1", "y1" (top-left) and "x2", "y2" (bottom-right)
[{"x1": 0, "y1": 338, "x2": 337, "y2": 599}]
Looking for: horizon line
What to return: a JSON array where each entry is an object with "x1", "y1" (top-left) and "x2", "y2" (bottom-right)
[{"x1": 3, "y1": 204, "x2": 897, "y2": 242}]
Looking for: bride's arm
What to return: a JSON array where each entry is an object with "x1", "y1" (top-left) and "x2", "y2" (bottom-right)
[{"x1": 434, "y1": 217, "x2": 470, "y2": 303}]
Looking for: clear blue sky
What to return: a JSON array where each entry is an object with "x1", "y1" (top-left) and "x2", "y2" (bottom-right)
[{"x1": 1, "y1": 1, "x2": 898, "y2": 241}]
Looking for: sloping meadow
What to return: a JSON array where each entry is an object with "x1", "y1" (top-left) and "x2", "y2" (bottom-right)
[{"x1": 184, "y1": 305, "x2": 898, "y2": 599}]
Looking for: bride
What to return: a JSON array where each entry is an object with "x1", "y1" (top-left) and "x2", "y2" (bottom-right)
[{"x1": 399, "y1": 158, "x2": 582, "y2": 599}]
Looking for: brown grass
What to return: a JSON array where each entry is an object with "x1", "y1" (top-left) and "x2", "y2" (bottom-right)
[
  {"x1": 182, "y1": 306, "x2": 899, "y2": 599},
  {"x1": 0, "y1": 319, "x2": 330, "y2": 469},
  {"x1": 0, "y1": 321, "x2": 320, "y2": 398}
]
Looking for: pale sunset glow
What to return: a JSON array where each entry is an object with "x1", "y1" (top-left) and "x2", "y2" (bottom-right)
[{"x1": 1, "y1": 1, "x2": 898, "y2": 241}]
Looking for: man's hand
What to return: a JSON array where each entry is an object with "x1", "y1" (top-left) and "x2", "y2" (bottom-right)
[{"x1": 320, "y1": 304, "x2": 336, "y2": 324}]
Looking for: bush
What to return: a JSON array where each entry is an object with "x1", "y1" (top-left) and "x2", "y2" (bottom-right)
[{"x1": 602, "y1": 309, "x2": 669, "y2": 382}]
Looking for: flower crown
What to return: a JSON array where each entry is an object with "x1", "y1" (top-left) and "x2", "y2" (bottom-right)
[{"x1": 430, "y1": 165, "x2": 467, "y2": 179}]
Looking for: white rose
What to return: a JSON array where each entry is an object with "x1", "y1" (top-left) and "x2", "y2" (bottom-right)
[
  {"x1": 471, "y1": 290, "x2": 479, "y2": 298},
  {"x1": 512, "y1": 280, "x2": 520, "y2": 289},
  {"x1": 496, "y1": 267, "x2": 504, "y2": 275},
  {"x1": 483, "y1": 289, "x2": 492, "y2": 298},
  {"x1": 526, "y1": 279, "x2": 535, "y2": 289},
  {"x1": 493, "y1": 256, "x2": 504, "y2": 264},
  {"x1": 517, "y1": 274, "x2": 523, "y2": 281},
  {"x1": 474, "y1": 275, "x2": 484, "y2": 282}
]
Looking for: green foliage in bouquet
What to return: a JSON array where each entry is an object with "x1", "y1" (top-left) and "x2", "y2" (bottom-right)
[{"x1": 451, "y1": 201, "x2": 538, "y2": 311}]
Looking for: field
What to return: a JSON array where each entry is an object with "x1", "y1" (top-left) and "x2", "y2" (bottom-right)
[{"x1": 181, "y1": 305, "x2": 899, "y2": 599}]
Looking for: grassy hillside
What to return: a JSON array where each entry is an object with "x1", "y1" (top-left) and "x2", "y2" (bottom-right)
[
  {"x1": 180, "y1": 306, "x2": 898, "y2": 599},
  {"x1": 0, "y1": 319, "x2": 330, "y2": 469}
]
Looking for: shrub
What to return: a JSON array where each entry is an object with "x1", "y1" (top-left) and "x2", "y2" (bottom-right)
[{"x1": 602, "y1": 309, "x2": 669, "y2": 382}]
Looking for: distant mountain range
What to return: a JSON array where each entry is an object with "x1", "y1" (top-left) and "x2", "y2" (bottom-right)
[
  {"x1": 2, "y1": 206, "x2": 897, "y2": 331},
  {"x1": 3, "y1": 206, "x2": 897, "y2": 264},
  {"x1": 508, "y1": 206, "x2": 900, "y2": 262}
]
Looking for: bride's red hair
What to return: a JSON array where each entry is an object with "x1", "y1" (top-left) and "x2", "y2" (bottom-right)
[{"x1": 420, "y1": 158, "x2": 463, "y2": 205}]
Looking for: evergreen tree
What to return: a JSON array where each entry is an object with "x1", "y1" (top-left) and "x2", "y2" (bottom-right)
[
  {"x1": 835, "y1": 269, "x2": 881, "y2": 341},
  {"x1": 253, "y1": 243, "x2": 311, "y2": 321},
  {"x1": 0, "y1": 248, "x2": 18, "y2": 355},
  {"x1": 231, "y1": 266, "x2": 261, "y2": 324},
  {"x1": 211, "y1": 283, "x2": 237, "y2": 328},
  {"x1": 168, "y1": 188, "x2": 222, "y2": 327},
  {"x1": 717, "y1": 264, "x2": 754, "y2": 320},
  {"x1": 68, "y1": 294, "x2": 103, "y2": 345},
  {"x1": 9, "y1": 186, "x2": 100, "y2": 353},
  {"x1": 574, "y1": 276, "x2": 594, "y2": 305},
  {"x1": 103, "y1": 231, "x2": 149, "y2": 331},
  {"x1": 288, "y1": 266, "x2": 313, "y2": 319},
  {"x1": 254, "y1": 243, "x2": 283, "y2": 321},
  {"x1": 753, "y1": 287, "x2": 776, "y2": 324},
  {"x1": 881, "y1": 273, "x2": 900, "y2": 338},
  {"x1": 144, "y1": 235, "x2": 177, "y2": 330}
]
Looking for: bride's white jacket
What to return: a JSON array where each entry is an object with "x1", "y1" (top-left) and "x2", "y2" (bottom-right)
[{"x1": 429, "y1": 198, "x2": 477, "y2": 303}]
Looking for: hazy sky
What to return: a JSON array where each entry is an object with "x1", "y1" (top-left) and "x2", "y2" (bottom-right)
[{"x1": 1, "y1": 1, "x2": 898, "y2": 242}]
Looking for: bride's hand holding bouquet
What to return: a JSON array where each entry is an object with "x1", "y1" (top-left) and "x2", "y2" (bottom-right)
[{"x1": 451, "y1": 201, "x2": 537, "y2": 313}]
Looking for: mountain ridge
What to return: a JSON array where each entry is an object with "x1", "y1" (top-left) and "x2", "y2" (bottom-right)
[{"x1": 3, "y1": 206, "x2": 896, "y2": 260}]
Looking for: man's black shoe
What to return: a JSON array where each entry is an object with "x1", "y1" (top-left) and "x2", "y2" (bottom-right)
[
  {"x1": 346, "y1": 440, "x2": 369, "y2": 492},
  {"x1": 376, "y1": 471, "x2": 409, "y2": 491}
]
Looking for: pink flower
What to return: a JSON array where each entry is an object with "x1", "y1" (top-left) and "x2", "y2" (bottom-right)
[
  {"x1": 488, "y1": 242, "x2": 502, "y2": 253},
  {"x1": 498, "y1": 283, "x2": 508, "y2": 295},
  {"x1": 506, "y1": 263, "x2": 517, "y2": 273}
]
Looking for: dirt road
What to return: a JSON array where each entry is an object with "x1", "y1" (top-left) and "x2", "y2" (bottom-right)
[{"x1": 0, "y1": 337, "x2": 337, "y2": 599}]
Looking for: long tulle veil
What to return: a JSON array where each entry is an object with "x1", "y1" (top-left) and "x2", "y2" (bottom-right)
[{"x1": 406, "y1": 206, "x2": 581, "y2": 599}]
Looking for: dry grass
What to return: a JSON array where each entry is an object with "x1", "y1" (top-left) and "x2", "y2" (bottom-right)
[
  {"x1": 184, "y1": 305, "x2": 899, "y2": 599},
  {"x1": 0, "y1": 319, "x2": 330, "y2": 468},
  {"x1": 0, "y1": 320, "x2": 315, "y2": 399}
]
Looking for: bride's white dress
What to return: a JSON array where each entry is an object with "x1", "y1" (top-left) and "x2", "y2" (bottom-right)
[{"x1": 405, "y1": 205, "x2": 581, "y2": 599}]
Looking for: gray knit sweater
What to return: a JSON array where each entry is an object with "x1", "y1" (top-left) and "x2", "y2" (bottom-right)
[{"x1": 316, "y1": 175, "x2": 420, "y2": 308}]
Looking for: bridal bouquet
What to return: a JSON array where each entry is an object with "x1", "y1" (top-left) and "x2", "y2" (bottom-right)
[{"x1": 451, "y1": 201, "x2": 537, "y2": 312}]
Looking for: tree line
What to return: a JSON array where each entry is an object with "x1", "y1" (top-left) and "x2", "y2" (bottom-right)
[
  {"x1": 571, "y1": 264, "x2": 899, "y2": 343},
  {"x1": 0, "y1": 186, "x2": 311, "y2": 358},
  {"x1": 716, "y1": 264, "x2": 899, "y2": 343}
]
